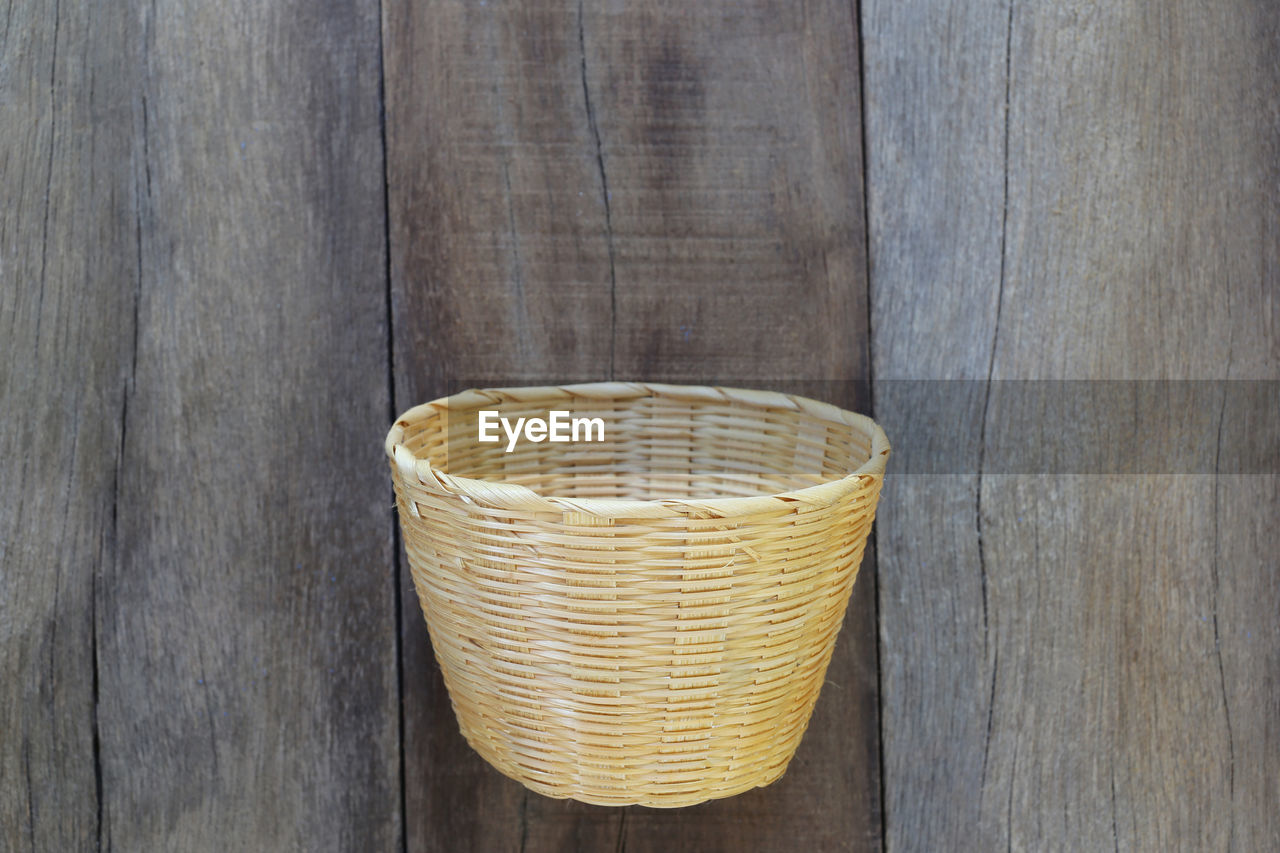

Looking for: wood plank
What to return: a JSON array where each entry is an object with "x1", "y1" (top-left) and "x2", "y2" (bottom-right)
[
  {"x1": 386, "y1": 0, "x2": 879, "y2": 850},
  {"x1": 0, "y1": 2, "x2": 140, "y2": 848},
  {"x1": 600, "y1": 1, "x2": 879, "y2": 850},
  {"x1": 859, "y1": 1, "x2": 1007, "y2": 848},
  {"x1": 383, "y1": 1, "x2": 615, "y2": 850},
  {"x1": 605, "y1": 3, "x2": 871, "y2": 388},
  {"x1": 92, "y1": 0, "x2": 399, "y2": 848},
  {"x1": 864, "y1": 0, "x2": 1280, "y2": 849}
]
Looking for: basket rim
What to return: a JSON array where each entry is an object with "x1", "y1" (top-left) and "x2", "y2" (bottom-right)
[{"x1": 384, "y1": 382, "x2": 890, "y2": 519}]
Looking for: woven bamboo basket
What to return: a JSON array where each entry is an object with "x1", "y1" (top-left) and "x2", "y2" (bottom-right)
[{"x1": 385, "y1": 383, "x2": 889, "y2": 807}]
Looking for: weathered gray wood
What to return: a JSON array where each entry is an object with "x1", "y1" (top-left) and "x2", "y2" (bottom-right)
[
  {"x1": 600, "y1": 1, "x2": 879, "y2": 850},
  {"x1": 864, "y1": 0, "x2": 1280, "y2": 850},
  {"x1": 14, "y1": 0, "x2": 1275, "y2": 848},
  {"x1": 385, "y1": 1, "x2": 880, "y2": 850},
  {"x1": 383, "y1": 1, "x2": 615, "y2": 849},
  {"x1": 860, "y1": 1, "x2": 1008, "y2": 848},
  {"x1": 89, "y1": 0, "x2": 399, "y2": 849},
  {"x1": 0, "y1": 2, "x2": 140, "y2": 848}
]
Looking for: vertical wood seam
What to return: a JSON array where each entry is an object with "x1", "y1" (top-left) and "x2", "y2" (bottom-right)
[
  {"x1": 33, "y1": 0, "x2": 60, "y2": 357},
  {"x1": 976, "y1": 1, "x2": 1015, "y2": 822},
  {"x1": 851, "y1": 1, "x2": 887, "y2": 851},
  {"x1": 1005, "y1": 742, "x2": 1016, "y2": 853},
  {"x1": 92, "y1": 552, "x2": 102, "y2": 853},
  {"x1": 1211, "y1": 385, "x2": 1236, "y2": 852},
  {"x1": 1109, "y1": 762, "x2": 1119, "y2": 853},
  {"x1": 24, "y1": 744, "x2": 35, "y2": 851},
  {"x1": 99, "y1": 383, "x2": 125, "y2": 853},
  {"x1": 576, "y1": 0, "x2": 617, "y2": 380},
  {"x1": 97, "y1": 19, "x2": 150, "y2": 847},
  {"x1": 374, "y1": 2, "x2": 407, "y2": 849},
  {"x1": 133, "y1": 93, "x2": 148, "y2": 382},
  {"x1": 614, "y1": 807, "x2": 628, "y2": 853}
]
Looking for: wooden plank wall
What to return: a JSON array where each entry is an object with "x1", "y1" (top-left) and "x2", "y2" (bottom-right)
[
  {"x1": 383, "y1": 2, "x2": 878, "y2": 850},
  {"x1": 2, "y1": 0, "x2": 1277, "y2": 850},
  {"x1": 1, "y1": 2, "x2": 134, "y2": 847},
  {"x1": 863, "y1": 1, "x2": 1279, "y2": 850},
  {"x1": 2, "y1": 0, "x2": 399, "y2": 849},
  {"x1": 102, "y1": 1, "x2": 399, "y2": 849}
]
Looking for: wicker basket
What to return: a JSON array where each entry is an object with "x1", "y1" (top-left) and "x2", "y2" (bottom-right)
[{"x1": 385, "y1": 383, "x2": 888, "y2": 807}]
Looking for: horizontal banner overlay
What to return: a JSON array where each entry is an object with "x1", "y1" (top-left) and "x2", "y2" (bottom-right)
[
  {"x1": 427, "y1": 380, "x2": 1278, "y2": 475},
  {"x1": 876, "y1": 380, "x2": 1277, "y2": 475}
]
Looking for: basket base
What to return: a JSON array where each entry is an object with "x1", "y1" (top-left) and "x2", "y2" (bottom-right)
[{"x1": 460, "y1": 730, "x2": 796, "y2": 808}]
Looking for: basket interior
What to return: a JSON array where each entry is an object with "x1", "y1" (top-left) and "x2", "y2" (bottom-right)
[{"x1": 396, "y1": 391, "x2": 876, "y2": 502}]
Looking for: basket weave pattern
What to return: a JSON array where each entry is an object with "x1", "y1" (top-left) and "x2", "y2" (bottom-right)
[{"x1": 386, "y1": 383, "x2": 888, "y2": 807}]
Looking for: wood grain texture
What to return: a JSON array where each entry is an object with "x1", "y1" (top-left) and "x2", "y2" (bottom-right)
[
  {"x1": 864, "y1": 0, "x2": 1279, "y2": 850},
  {"x1": 602, "y1": 1, "x2": 869, "y2": 386},
  {"x1": 383, "y1": 0, "x2": 615, "y2": 848},
  {"x1": 385, "y1": 0, "x2": 878, "y2": 849},
  {"x1": 87, "y1": 0, "x2": 399, "y2": 849},
  {"x1": 0, "y1": 2, "x2": 139, "y2": 848},
  {"x1": 10, "y1": 0, "x2": 1275, "y2": 848},
  {"x1": 860, "y1": 1, "x2": 1007, "y2": 849},
  {"x1": 598, "y1": 2, "x2": 878, "y2": 850}
]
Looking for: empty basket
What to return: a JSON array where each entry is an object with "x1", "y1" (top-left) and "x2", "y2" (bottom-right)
[{"x1": 385, "y1": 382, "x2": 889, "y2": 807}]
